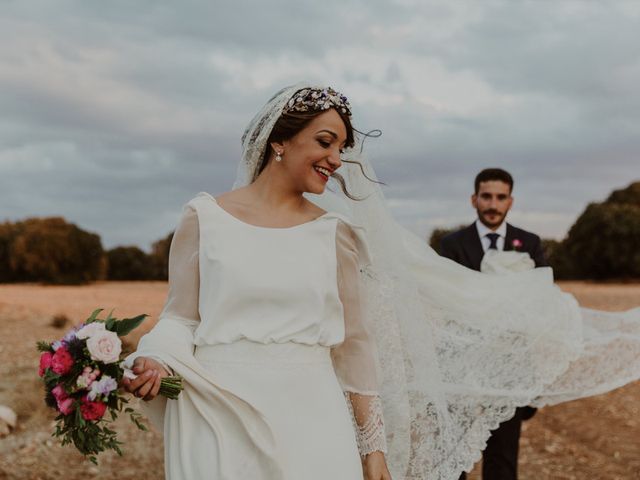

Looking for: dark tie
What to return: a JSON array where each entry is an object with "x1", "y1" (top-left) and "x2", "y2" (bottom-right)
[{"x1": 486, "y1": 233, "x2": 500, "y2": 250}]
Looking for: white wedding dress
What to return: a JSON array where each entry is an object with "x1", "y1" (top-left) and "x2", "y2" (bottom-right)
[
  {"x1": 127, "y1": 83, "x2": 640, "y2": 479},
  {"x1": 127, "y1": 192, "x2": 385, "y2": 479}
]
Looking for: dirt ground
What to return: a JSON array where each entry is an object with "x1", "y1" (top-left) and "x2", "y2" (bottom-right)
[{"x1": 0, "y1": 281, "x2": 638, "y2": 479}]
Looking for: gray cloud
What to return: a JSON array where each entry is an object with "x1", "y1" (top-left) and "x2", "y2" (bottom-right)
[{"x1": 0, "y1": 0, "x2": 638, "y2": 250}]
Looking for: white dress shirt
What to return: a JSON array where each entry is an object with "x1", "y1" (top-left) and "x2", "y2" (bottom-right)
[{"x1": 475, "y1": 219, "x2": 507, "y2": 252}]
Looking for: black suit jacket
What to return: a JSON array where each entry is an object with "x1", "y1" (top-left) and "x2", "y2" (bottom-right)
[
  {"x1": 439, "y1": 221, "x2": 547, "y2": 422},
  {"x1": 439, "y1": 222, "x2": 548, "y2": 272}
]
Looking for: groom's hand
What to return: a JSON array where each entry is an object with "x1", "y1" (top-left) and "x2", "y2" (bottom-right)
[
  {"x1": 362, "y1": 451, "x2": 392, "y2": 480},
  {"x1": 122, "y1": 356, "x2": 169, "y2": 401}
]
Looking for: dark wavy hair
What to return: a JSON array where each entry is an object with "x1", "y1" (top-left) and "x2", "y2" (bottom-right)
[
  {"x1": 256, "y1": 108, "x2": 379, "y2": 200},
  {"x1": 474, "y1": 168, "x2": 514, "y2": 194}
]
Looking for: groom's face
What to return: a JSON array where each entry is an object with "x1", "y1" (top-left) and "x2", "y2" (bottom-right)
[{"x1": 471, "y1": 180, "x2": 513, "y2": 229}]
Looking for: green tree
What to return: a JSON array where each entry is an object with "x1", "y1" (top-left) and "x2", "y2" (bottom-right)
[
  {"x1": 149, "y1": 231, "x2": 174, "y2": 280},
  {"x1": 106, "y1": 246, "x2": 154, "y2": 280},
  {"x1": 562, "y1": 201, "x2": 640, "y2": 279},
  {"x1": 541, "y1": 238, "x2": 575, "y2": 280},
  {"x1": 606, "y1": 181, "x2": 640, "y2": 206},
  {"x1": 8, "y1": 217, "x2": 104, "y2": 284},
  {"x1": 0, "y1": 221, "x2": 19, "y2": 282}
]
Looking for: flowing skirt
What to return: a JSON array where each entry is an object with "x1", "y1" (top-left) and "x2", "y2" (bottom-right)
[{"x1": 162, "y1": 340, "x2": 363, "y2": 479}]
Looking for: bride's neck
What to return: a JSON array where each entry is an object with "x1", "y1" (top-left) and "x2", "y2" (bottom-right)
[{"x1": 248, "y1": 168, "x2": 306, "y2": 211}]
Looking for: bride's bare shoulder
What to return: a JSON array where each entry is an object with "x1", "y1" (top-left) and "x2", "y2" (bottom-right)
[
  {"x1": 303, "y1": 200, "x2": 327, "y2": 217},
  {"x1": 208, "y1": 189, "x2": 326, "y2": 221},
  {"x1": 210, "y1": 189, "x2": 265, "y2": 222},
  {"x1": 212, "y1": 188, "x2": 252, "y2": 207}
]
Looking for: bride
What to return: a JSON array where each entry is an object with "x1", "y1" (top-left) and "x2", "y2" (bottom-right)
[
  {"x1": 124, "y1": 85, "x2": 391, "y2": 479},
  {"x1": 124, "y1": 83, "x2": 640, "y2": 479}
]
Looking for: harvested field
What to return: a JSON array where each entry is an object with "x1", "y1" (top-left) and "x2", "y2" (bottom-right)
[{"x1": 0, "y1": 281, "x2": 638, "y2": 479}]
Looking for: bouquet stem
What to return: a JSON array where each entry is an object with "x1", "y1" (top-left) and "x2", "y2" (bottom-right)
[{"x1": 158, "y1": 376, "x2": 183, "y2": 400}]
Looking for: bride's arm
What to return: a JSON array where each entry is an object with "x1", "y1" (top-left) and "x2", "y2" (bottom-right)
[
  {"x1": 125, "y1": 204, "x2": 201, "y2": 385},
  {"x1": 332, "y1": 221, "x2": 390, "y2": 478},
  {"x1": 153, "y1": 203, "x2": 202, "y2": 342}
]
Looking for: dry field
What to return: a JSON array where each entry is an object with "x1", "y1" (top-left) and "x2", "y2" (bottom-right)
[{"x1": 0, "y1": 281, "x2": 638, "y2": 479}]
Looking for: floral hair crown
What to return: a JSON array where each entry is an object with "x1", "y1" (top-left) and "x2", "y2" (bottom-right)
[{"x1": 283, "y1": 87, "x2": 352, "y2": 116}]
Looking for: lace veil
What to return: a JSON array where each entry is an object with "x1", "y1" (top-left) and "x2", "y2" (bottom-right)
[{"x1": 234, "y1": 83, "x2": 640, "y2": 479}]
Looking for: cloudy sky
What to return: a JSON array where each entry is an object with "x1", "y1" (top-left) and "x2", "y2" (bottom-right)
[{"x1": 1, "y1": 0, "x2": 639, "y2": 251}]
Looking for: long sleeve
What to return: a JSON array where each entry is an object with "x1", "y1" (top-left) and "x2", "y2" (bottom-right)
[
  {"x1": 331, "y1": 220, "x2": 387, "y2": 457},
  {"x1": 127, "y1": 204, "x2": 201, "y2": 374},
  {"x1": 159, "y1": 204, "x2": 201, "y2": 327}
]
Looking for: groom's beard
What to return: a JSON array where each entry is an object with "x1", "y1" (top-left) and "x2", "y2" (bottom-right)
[{"x1": 477, "y1": 208, "x2": 507, "y2": 229}]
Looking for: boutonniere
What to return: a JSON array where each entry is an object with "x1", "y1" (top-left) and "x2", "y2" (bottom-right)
[{"x1": 511, "y1": 238, "x2": 523, "y2": 250}]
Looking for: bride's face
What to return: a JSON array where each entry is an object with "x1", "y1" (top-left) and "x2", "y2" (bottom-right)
[{"x1": 275, "y1": 109, "x2": 347, "y2": 194}]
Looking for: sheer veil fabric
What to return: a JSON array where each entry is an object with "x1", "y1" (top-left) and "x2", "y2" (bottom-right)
[{"x1": 237, "y1": 83, "x2": 640, "y2": 479}]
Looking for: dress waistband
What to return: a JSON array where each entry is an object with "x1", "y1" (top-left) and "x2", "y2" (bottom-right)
[{"x1": 194, "y1": 340, "x2": 331, "y2": 365}]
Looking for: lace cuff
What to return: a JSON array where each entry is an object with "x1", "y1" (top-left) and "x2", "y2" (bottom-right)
[{"x1": 346, "y1": 393, "x2": 387, "y2": 456}]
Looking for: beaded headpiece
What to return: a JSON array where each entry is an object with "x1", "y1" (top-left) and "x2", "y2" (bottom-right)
[
  {"x1": 238, "y1": 84, "x2": 352, "y2": 186},
  {"x1": 283, "y1": 87, "x2": 352, "y2": 116}
]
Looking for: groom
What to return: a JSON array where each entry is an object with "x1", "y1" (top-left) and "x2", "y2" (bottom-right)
[{"x1": 439, "y1": 168, "x2": 547, "y2": 480}]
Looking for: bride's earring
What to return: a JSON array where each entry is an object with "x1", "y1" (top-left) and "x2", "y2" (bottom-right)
[{"x1": 275, "y1": 151, "x2": 283, "y2": 162}]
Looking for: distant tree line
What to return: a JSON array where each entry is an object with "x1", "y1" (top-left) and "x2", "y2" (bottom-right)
[
  {"x1": 546, "y1": 181, "x2": 640, "y2": 279},
  {"x1": 429, "y1": 181, "x2": 640, "y2": 280},
  {"x1": 106, "y1": 233, "x2": 173, "y2": 281},
  {"x1": 0, "y1": 217, "x2": 173, "y2": 284},
  {"x1": 0, "y1": 217, "x2": 105, "y2": 284},
  {"x1": 1, "y1": 181, "x2": 638, "y2": 284}
]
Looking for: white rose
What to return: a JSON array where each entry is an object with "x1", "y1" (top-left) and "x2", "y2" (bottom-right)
[
  {"x1": 86, "y1": 330, "x2": 122, "y2": 363},
  {"x1": 76, "y1": 373, "x2": 92, "y2": 389},
  {"x1": 480, "y1": 250, "x2": 535, "y2": 275},
  {"x1": 76, "y1": 322, "x2": 107, "y2": 339}
]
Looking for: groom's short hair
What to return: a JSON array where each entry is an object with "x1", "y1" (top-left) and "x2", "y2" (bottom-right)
[{"x1": 474, "y1": 168, "x2": 514, "y2": 194}]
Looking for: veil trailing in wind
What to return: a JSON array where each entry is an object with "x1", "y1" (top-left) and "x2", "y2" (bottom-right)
[{"x1": 235, "y1": 83, "x2": 640, "y2": 479}]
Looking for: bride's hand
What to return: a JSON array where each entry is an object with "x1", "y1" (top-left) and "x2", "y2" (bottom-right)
[
  {"x1": 362, "y1": 451, "x2": 392, "y2": 480},
  {"x1": 122, "y1": 356, "x2": 169, "y2": 401}
]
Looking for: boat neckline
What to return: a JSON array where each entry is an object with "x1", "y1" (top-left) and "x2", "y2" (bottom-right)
[{"x1": 199, "y1": 192, "x2": 331, "y2": 230}]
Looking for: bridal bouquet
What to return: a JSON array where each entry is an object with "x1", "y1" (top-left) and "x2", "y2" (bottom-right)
[{"x1": 36, "y1": 308, "x2": 182, "y2": 463}]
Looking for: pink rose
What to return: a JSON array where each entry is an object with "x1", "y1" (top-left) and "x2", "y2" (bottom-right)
[
  {"x1": 80, "y1": 396, "x2": 107, "y2": 421},
  {"x1": 86, "y1": 331, "x2": 121, "y2": 364},
  {"x1": 51, "y1": 384, "x2": 74, "y2": 414},
  {"x1": 57, "y1": 397, "x2": 75, "y2": 415},
  {"x1": 51, "y1": 347, "x2": 74, "y2": 375},
  {"x1": 512, "y1": 238, "x2": 523, "y2": 249},
  {"x1": 38, "y1": 351, "x2": 53, "y2": 377},
  {"x1": 51, "y1": 384, "x2": 67, "y2": 401}
]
